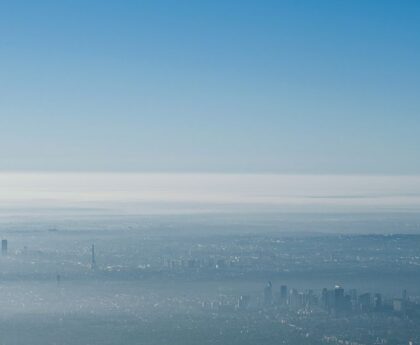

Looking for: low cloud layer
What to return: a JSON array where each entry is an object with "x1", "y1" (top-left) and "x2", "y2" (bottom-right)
[{"x1": 1, "y1": 173, "x2": 419, "y2": 215}]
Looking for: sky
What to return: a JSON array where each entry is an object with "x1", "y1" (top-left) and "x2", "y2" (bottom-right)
[{"x1": 1, "y1": 0, "x2": 420, "y2": 173}]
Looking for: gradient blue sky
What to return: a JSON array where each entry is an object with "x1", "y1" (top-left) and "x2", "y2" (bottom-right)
[{"x1": 1, "y1": 0, "x2": 419, "y2": 173}]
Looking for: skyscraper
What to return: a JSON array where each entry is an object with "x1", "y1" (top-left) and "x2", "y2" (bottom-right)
[
  {"x1": 334, "y1": 285, "x2": 345, "y2": 313},
  {"x1": 288, "y1": 288, "x2": 303, "y2": 309},
  {"x1": 2, "y1": 239, "x2": 7, "y2": 256},
  {"x1": 264, "y1": 281, "x2": 273, "y2": 306},
  {"x1": 359, "y1": 293, "x2": 371, "y2": 312},
  {"x1": 374, "y1": 293, "x2": 382, "y2": 310},
  {"x1": 91, "y1": 244, "x2": 96, "y2": 269},
  {"x1": 280, "y1": 285, "x2": 288, "y2": 304}
]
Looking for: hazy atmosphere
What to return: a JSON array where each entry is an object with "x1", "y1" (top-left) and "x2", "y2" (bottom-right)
[
  {"x1": 1, "y1": 173, "x2": 420, "y2": 216},
  {"x1": 1, "y1": 1, "x2": 420, "y2": 345}
]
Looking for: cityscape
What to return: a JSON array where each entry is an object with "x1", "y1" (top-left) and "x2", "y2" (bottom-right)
[
  {"x1": 0, "y1": 214, "x2": 419, "y2": 344},
  {"x1": 2, "y1": 0, "x2": 420, "y2": 344}
]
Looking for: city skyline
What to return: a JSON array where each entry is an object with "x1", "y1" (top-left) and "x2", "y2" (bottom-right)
[{"x1": 1, "y1": 2, "x2": 420, "y2": 345}]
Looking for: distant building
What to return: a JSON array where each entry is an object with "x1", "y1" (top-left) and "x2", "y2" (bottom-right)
[
  {"x1": 280, "y1": 285, "x2": 288, "y2": 304},
  {"x1": 91, "y1": 244, "x2": 96, "y2": 269},
  {"x1": 305, "y1": 289, "x2": 318, "y2": 308},
  {"x1": 348, "y1": 289, "x2": 358, "y2": 309},
  {"x1": 359, "y1": 293, "x2": 371, "y2": 312},
  {"x1": 334, "y1": 286, "x2": 345, "y2": 314},
  {"x1": 1, "y1": 239, "x2": 7, "y2": 256},
  {"x1": 334, "y1": 286, "x2": 344, "y2": 305},
  {"x1": 343, "y1": 295, "x2": 352, "y2": 313},
  {"x1": 289, "y1": 288, "x2": 303, "y2": 309},
  {"x1": 374, "y1": 293, "x2": 382, "y2": 310},
  {"x1": 264, "y1": 281, "x2": 273, "y2": 305},
  {"x1": 322, "y1": 288, "x2": 328, "y2": 308},
  {"x1": 322, "y1": 288, "x2": 335, "y2": 312}
]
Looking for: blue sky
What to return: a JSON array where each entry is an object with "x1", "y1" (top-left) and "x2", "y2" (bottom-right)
[{"x1": 1, "y1": 0, "x2": 419, "y2": 173}]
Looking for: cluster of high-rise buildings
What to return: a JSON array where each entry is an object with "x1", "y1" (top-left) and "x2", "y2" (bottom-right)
[
  {"x1": 263, "y1": 281, "x2": 289, "y2": 306},
  {"x1": 256, "y1": 282, "x2": 413, "y2": 316}
]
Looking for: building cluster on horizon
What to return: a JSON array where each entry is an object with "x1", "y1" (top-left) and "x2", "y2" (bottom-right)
[
  {"x1": 211, "y1": 282, "x2": 417, "y2": 318},
  {"x1": 260, "y1": 282, "x2": 414, "y2": 316}
]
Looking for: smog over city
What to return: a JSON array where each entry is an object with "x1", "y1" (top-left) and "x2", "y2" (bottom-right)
[{"x1": 1, "y1": 1, "x2": 420, "y2": 345}]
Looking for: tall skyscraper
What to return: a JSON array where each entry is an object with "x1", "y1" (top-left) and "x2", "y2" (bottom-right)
[
  {"x1": 374, "y1": 293, "x2": 382, "y2": 310},
  {"x1": 359, "y1": 293, "x2": 371, "y2": 312},
  {"x1": 322, "y1": 288, "x2": 328, "y2": 308},
  {"x1": 91, "y1": 244, "x2": 96, "y2": 269},
  {"x1": 280, "y1": 285, "x2": 288, "y2": 304},
  {"x1": 334, "y1": 285, "x2": 345, "y2": 313},
  {"x1": 2, "y1": 239, "x2": 7, "y2": 256},
  {"x1": 288, "y1": 288, "x2": 303, "y2": 309},
  {"x1": 264, "y1": 281, "x2": 273, "y2": 305}
]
